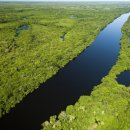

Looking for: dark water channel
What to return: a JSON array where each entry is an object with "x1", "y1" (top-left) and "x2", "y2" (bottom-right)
[
  {"x1": 60, "y1": 32, "x2": 66, "y2": 41},
  {"x1": 117, "y1": 70, "x2": 130, "y2": 86},
  {"x1": 16, "y1": 25, "x2": 28, "y2": 36},
  {"x1": 0, "y1": 13, "x2": 130, "y2": 130}
]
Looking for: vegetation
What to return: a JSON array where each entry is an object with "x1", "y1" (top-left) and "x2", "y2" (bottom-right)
[
  {"x1": 0, "y1": 2, "x2": 130, "y2": 125},
  {"x1": 42, "y1": 13, "x2": 130, "y2": 130}
]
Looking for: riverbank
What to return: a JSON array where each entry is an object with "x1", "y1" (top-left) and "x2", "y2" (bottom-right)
[
  {"x1": 0, "y1": 3, "x2": 129, "y2": 118},
  {"x1": 42, "y1": 16, "x2": 130, "y2": 130}
]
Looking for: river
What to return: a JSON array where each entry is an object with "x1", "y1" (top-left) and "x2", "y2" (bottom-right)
[{"x1": 0, "y1": 13, "x2": 129, "y2": 130}]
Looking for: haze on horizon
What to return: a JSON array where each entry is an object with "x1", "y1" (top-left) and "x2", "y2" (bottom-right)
[{"x1": 0, "y1": 0, "x2": 130, "y2": 2}]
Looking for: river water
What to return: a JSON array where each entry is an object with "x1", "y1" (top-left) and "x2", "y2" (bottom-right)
[
  {"x1": 0, "y1": 13, "x2": 129, "y2": 130},
  {"x1": 16, "y1": 25, "x2": 28, "y2": 36},
  {"x1": 117, "y1": 70, "x2": 130, "y2": 86}
]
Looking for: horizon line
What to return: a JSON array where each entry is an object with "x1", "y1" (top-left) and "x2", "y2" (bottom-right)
[{"x1": 0, "y1": 0, "x2": 130, "y2": 2}]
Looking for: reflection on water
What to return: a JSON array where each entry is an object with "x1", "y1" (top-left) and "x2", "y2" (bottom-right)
[
  {"x1": 69, "y1": 15, "x2": 77, "y2": 19},
  {"x1": 0, "y1": 13, "x2": 130, "y2": 130},
  {"x1": 16, "y1": 25, "x2": 28, "y2": 36}
]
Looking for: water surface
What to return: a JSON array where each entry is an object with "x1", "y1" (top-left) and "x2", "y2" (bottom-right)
[
  {"x1": 0, "y1": 13, "x2": 130, "y2": 130},
  {"x1": 69, "y1": 15, "x2": 77, "y2": 19},
  {"x1": 16, "y1": 25, "x2": 28, "y2": 36},
  {"x1": 117, "y1": 71, "x2": 130, "y2": 86}
]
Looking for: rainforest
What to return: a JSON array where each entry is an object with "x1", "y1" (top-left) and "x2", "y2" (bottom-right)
[{"x1": 0, "y1": 1, "x2": 130, "y2": 130}]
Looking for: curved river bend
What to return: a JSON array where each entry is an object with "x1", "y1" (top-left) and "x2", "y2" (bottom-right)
[{"x1": 0, "y1": 13, "x2": 130, "y2": 130}]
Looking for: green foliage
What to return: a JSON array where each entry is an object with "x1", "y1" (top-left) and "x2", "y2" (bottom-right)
[
  {"x1": 42, "y1": 4, "x2": 130, "y2": 130},
  {"x1": 0, "y1": 3, "x2": 130, "y2": 128}
]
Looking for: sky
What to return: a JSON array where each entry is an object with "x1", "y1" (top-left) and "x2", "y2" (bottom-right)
[{"x1": 0, "y1": 0, "x2": 130, "y2": 1}]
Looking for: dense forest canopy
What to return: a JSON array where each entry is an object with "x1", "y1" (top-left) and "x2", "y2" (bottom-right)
[
  {"x1": 42, "y1": 12, "x2": 130, "y2": 130},
  {"x1": 0, "y1": 2, "x2": 130, "y2": 130}
]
